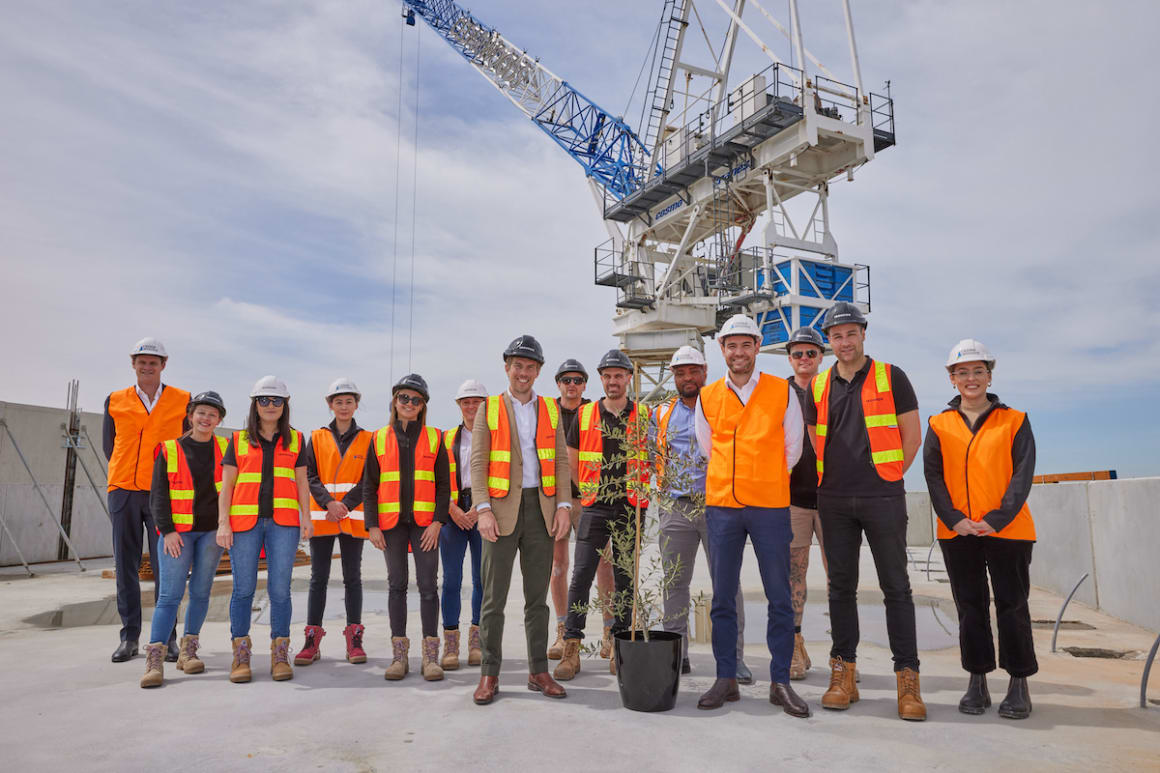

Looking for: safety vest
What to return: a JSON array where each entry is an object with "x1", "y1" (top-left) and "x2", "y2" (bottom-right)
[
  {"x1": 158, "y1": 435, "x2": 227, "y2": 532},
  {"x1": 228, "y1": 429, "x2": 303, "y2": 531},
  {"x1": 373, "y1": 424, "x2": 440, "y2": 530},
  {"x1": 443, "y1": 426, "x2": 461, "y2": 503},
  {"x1": 308, "y1": 427, "x2": 372, "y2": 538},
  {"x1": 811, "y1": 360, "x2": 905, "y2": 485},
  {"x1": 106, "y1": 385, "x2": 190, "y2": 491},
  {"x1": 484, "y1": 395, "x2": 559, "y2": 498},
  {"x1": 654, "y1": 397, "x2": 683, "y2": 479},
  {"x1": 929, "y1": 407, "x2": 1036, "y2": 541},
  {"x1": 700, "y1": 374, "x2": 790, "y2": 509},
  {"x1": 576, "y1": 401, "x2": 650, "y2": 508}
]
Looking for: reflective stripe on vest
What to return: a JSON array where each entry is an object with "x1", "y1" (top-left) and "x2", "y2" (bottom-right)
[
  {"x1": 228, "y1": 429, "x2": 302, "y2": 531},
  {"x1": 576, "y1": 401, "x2": 650, "y2": 508},
  {"x1": 812, "y1": 360, "x2": 904, "y2": 484},
  {"x1": 374, "y1": 425, "x2": 440, "y2": 530},
  {"x1": 307, "y1": 427, "x2": 371, "y2": 538},
  {"x1": 106, "y1": 385, "x2": 190, "y2": 491},
  {"x1": 700, "y1": 375, "x2": 790, "y2": 508},
  {"x1": 443, "y1": 426, "x2": 460, "y2": 503},
  {"x1": 485, "y1": 395, "x2": 558, "y2": 497},
  {"x1": 160, "y1": 435, "x2": 226, "y2": 532}
]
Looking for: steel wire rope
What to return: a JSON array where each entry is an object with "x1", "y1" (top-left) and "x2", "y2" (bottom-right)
[
  {"x1": 389, "y1": 18, "x2": 407, "y2": 384},
  {"x1": 407, "y1": 29, "x2": 421, "y2": 372},
  {"x1": 627, "y1": 9, "x2": 665, "y2": 138}
]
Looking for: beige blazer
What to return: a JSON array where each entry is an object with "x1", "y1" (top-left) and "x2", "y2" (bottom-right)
[{"x1": 470, "y1": 392, "x2": 570, "y2": 537}]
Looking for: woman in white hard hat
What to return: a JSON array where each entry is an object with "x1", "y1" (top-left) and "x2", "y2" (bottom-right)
[
  {"x1": 295, "y1": 378, "x2": 373, "y2": 667},
  {"x1": 217, "y1": 376, "x2": 311, "y2": 684},
  {"x1": 437, "y1": 379, "x2": 488, "y2": 670},
  {"x1": 362, "y1": 373, "x2": 452, "y2": 681},
  {"x1": 924, "y1": 339, "x2": 1037, "y2": 720},
  {"x1": 139, "y1": 391, "x2": 228, "y2": 688}
]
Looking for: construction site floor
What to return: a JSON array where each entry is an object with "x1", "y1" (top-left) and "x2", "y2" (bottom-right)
[{"x1": 1, "y1": 545, "x2": 1157, "y2": 772}]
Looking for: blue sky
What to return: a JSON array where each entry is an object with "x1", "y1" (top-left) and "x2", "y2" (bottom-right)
[{"x1": 2, "y1": 1, "x2": 1158, "y2": 485}]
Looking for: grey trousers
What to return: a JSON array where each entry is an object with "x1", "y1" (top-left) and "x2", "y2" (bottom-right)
[{"x1": 661, "y1": 497, "x2": 745, "y2": 660}]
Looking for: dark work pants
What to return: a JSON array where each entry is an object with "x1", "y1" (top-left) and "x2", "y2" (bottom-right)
[
  {"x1": 564, "y1": 508, "x2": 634, "y2": 641},
  {"x1": 383, "y1": 522, "x2": 439, "y2": 639},
  {"x1": 819, "y1": 494, "x2": 919, "y2": 672},
  {"x1": 109, "y1": 488, "x2": 172, "y2": 643},
  {"x1": 306, "y1": 532, "x2": 365, "y2": 626},
  {"x1": 940, "y1": 536, "x2": 1038, "y2": 678}
]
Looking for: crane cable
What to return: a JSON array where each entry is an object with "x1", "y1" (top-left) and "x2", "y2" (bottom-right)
[
  {"x1": 389, "y1": 18, "x2": 405, "y2": 385},
  {"x1": 407, "y1": 29, "x2": 420, "y2": 373}
]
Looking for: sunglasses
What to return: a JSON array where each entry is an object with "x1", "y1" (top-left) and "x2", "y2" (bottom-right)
[
  {"x1": 790, "y1": 350, "x2": 820, "y2": 360},
  {"x1": 558, "y1": 376, "x2": 586, "y2": 385},
  {"x1": 256, "y1": 396, "x2": 285, "y2": 407},
  {"x1": 396, "y1": 394, "x2": 426, "y2": 406}
]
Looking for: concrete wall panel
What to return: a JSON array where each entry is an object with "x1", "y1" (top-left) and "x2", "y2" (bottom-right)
[
  {"x1": 1025, "y1": 482, "x2": 1098, "y2": 608},
  {"x1": 905, "y1": 491, "x2": 933, "y2": 546},
  {"x1": 1086, "y1": 478, "x2": 1160, "y2": 632}
]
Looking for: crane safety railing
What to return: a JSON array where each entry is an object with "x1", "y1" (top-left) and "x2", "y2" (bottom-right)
[
  {"x1": 594, "y1": 238, "x2": 656, "y2": 311},
  {"x1": 813, "y1": 74, "x2": 860, "y2": 123}
]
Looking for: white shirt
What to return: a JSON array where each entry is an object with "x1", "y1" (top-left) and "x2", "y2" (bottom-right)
[
  {"x1": 509, "y1": 390, "x2": 542, "y2": 489},
  {"x1": 694, "y1": 371, "x2": 803, "y2": 476},
  {"x1": 458, "y1": 426, "x2": 473, "y2": 489},
  {"x1": 136, "y1": 383, "x2": 163, "y2": 414}
]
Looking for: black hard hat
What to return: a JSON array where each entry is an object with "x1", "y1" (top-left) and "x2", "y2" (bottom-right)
[
  {"x1": 503, "y1": 334, "x2": 545, "y2": 365},
  {"x1": 555, "y1": 358, "x2": 588, "y2": 381},
  {"x1": 821, "y1": 302, "x2": 867, "y2": 331},
  {"x1": 188, "y1": 390, "x2": 226, "y2": 419},
  {"x1": 392, "y1": 373, "x2": 429, "y2": 400},
  {"x1": 596, "y1": 349, "x2": 633, "y2": 373},
  {"x1": 787, "y1": 327, "x2": 826, "y2": 350}
]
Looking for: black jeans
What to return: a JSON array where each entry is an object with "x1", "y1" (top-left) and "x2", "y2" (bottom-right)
[
  {"x1": 564, "y1": 508, "x2": 633, "y2": 640},
  {"x1": 383, "y1": 522, "x2": 439, "y2": 639},
  {"x1": 940, "y1": 536, "x2": 1038, "y2": 678},
  {"x1": 306, "y1": 532, "x2": 365, "y2": 626},
  {"x1": 109, "y1": 489, "x2": 173, "y2": 643},
  {"x1": 819, "y1": 494, "x2": 919, "y2": 671}
]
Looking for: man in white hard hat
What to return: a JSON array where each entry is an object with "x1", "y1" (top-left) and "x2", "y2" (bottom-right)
[
  {"x1": 693, "y1": 314, "x2": 810, "y2": 717},
  {"x1": 102, "y1": 338, "x2": 190, "y2": 663},
  {"x1": 655, "y1": 345, "x2": 750, "y2": 681}
]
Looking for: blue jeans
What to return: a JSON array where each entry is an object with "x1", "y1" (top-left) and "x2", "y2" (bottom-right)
[
  {"x1": 228, "y1": 519, "x2": 300, "y2": 639},
  {"x1": 707, "y1": 505, "x2": 794, "y2": 683},
  {"x1": 149, "y1": 530, "x2": 223, "y2": 643},
  {"x1": 439, "y1": 521, "x2": 482, "y2": 629}
]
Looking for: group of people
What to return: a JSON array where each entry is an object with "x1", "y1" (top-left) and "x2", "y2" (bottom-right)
[{"x1": 105, "y1": 300, "x2": 1038, "y2": 721}]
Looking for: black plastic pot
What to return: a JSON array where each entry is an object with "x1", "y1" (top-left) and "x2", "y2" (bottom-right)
[{"x1": 613, "y1": 630, "x2": 682, "y2": 712}]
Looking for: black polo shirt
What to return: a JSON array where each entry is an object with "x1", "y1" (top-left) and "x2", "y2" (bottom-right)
[
  {"x1": 566, "y1": 399, "x2": 637, "y2": 516},
  {"x1": 803, "y1": 358, "x2": 918, "y2": 498},
  {"x1": 222, "y1": 431, "x2": 308, "y2": 518},
  {"x1": 788, "y1": 378, "x2": 818, "y2": 509}
]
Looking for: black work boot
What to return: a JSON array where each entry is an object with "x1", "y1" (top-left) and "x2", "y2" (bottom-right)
[
  {"x1": 111, "y1": 640, "x2": 139, "y2": 662},
  {"x1": 958, "y1": 673, "x2": 991, "y2": 715},
  {"x1": 697, "y1": 678, "x2": 740, "y2": 709},
  {"x1": 998, "y1": 676, "x2": 1032, "y2": 719},
  {"x1": 165, "y1": 634, "x2": 180, "y2": 663}
]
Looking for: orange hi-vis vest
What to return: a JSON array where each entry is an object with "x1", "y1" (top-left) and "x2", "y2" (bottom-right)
[
  {"x1": 700, "y1": 374, "x2": 790, "y2": 509},
  {"x1": 158, "y1": 435, "x2": 227, "y2": 532},
  {"x1": 443, "y1": 426, "x2": 461, "y2": 503},
  {"x1": 228, "y1": 429, "x2": 303, "y2": 531},
  {"x1": 373, "y1": 424, "x2": 440, "y2": 530},
  {"x1": 308, "y1": 427, "x2": 372, "y2": 538},
  {"x1": 811, "y1": 360, "x2": 905, "y2": 485},
  {"x1": 484, "y1": 395, "x2": 559, "y2": 498},
  {"x1": 929, "y1": 408, "x2": 1036, "y2": 541},
  {"x1": 106, "y1": 385, "x2": 190, "y2": 491},
  {"x1": 576, "y1": 401, "x2": 650, "y2": 508}
]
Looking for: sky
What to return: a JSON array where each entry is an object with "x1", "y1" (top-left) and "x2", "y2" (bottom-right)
[{"x1": 2, "y1": 0, "x2": 1158, "y2": 487}]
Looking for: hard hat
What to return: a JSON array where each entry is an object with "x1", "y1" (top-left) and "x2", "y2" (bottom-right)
[
  {"x1": 555, "y1": 358, "x2": 589, "y2": 381},
  {"x1": 669, "y1": 345, "x2": 707, "y2": 368},
  {"x1": 250, "y1": 375, "x2": 290, "y2": 399},
  {"x1": 945, "y1": 339, "x2": 996, "y2": 371},
  {"x1": 821, "y1": 302, "x2": 867, "y2": 331},
  {"x1": 455, "y1": 379, "x2": 488, "y2": 401},
  {"x1": 325, "y1": 377, "x2": 362, "y2": 400},
  {"x1": 130, "y1": 337, "x2": 168, "y2": 359},
  {"x1": 787, "y1": 327, "x2": 825, "y2": 351},
  {"x1": 503, "y1": 334, "x2": 545, "y2": 365},
  {"x1": 392, "y1": 373, "x2": 430, "y2": 400},
  {"x1": 597, "y1": 349, "x2": 634, "y2": 373},
  {"x1": 718, "y1": 314, "x2": 761, "y2": 340},
  {"x1": 187, "y1": 390, "x2": 226, "y2": 419}
]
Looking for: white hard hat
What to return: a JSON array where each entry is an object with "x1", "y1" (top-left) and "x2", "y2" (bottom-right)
[
  {"x1": 130, "y1": 337, "x2": 168, "y2": 359},
  {"x1": 718, "y1": 314, "x2": 761, "y2": 340},
  {"x1": 669, "y1": 345, "x2": 707, "y2": 368},
  {"x1": 325, "y1": 377, "x2": 361, "y2": 400},
  {"x1": 945, "y1": 339, "x2": 996, "y2": 370},
  {"x1": 250, "y1": 375, "x2": 291, "y2": 399},
  {"x1": 455, "y1": 379, "x2": 488, "y2": 401}
]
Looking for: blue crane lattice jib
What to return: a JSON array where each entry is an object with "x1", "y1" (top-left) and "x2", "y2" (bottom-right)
[{"x1": 401, "y1": 0, "x2": 650, "y2": 200}]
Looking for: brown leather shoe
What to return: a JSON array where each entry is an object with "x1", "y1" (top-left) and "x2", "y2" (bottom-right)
[
  {"x1": 821, "y1": 657, "x2": 859, "y2": 710},
  {"x1": 897, "y1": 668, "x2": 927, "y2": 721},
  {"x1": 697, "y1": 678, "x2": 740, "y2": 710},
  {"x1": 527, "y1": 671, "x2": 567, "y2": 698},
  {"x1": 770, "y1": 682, "x2": 811, "y2": 718},
  {"x1": 473, "y1": 675, "x2": 499, "y2": 705}
]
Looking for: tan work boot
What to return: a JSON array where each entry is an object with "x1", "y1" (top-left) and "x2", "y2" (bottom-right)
[
  {"x1": 599, "y1": 624, "x2": 613, "y2": 659},
  {"x1": 139, "y1": 642, "x2": 165, "y2": 688},
  {"x1": 229, "y1": 636, "x2": 253, "y2": 683},
  {"x1": 270, "y1": 637, "x2": 293, "y2": 681},
  {"x1": 384, "y1": 636, "x2": 410, "y2": 680},
  {"x1": 422, "y1": 636, "x2": 445, "y2": 681},
  {"x1": 441, "y1": 629, "x2": 461, "y2": 670},
  {"x1": 610, "y1": 652, "x2": 617, "y2": 675},
  {"x1": 897, "y1": 668, "x2": 927, "y2": 721},
  {"x1": 554, "y1": 638, "x2": 581, "y2": 681},
  {"x1": 548, "y1": 622, "x2": 566, "y2": 660},
  {"x1": 789, "y1": 633, "x2": 810, "y2": 680},
  {"x1": 821, "y1": 657, "x2": 859, "y2": 710},
  {"x1": 176, "y1": 634, "x2": 205, "y2": 674},
  {"x1": 467, "y1": 624, "x2": 482, "y2": 666}
]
